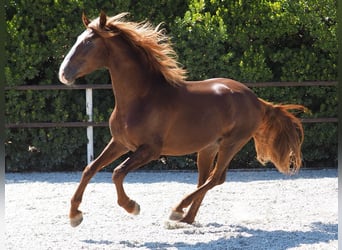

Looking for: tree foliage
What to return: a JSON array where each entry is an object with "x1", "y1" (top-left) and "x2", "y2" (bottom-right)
[{"x1": 5, "y1": 0, "x2": 337, "y2": 171}]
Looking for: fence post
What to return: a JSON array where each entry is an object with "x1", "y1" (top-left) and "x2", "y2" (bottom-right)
[{"x1": 86, "y1": 88, "x2": 94, "y2": 164}]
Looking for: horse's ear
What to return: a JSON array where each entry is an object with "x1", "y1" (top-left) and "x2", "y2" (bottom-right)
[
  {"x1": 99, "y1": 10, "x2": 107, "y2": 29},
  {"x1": 82, "y1": 12, "x2": 90, "y2": 27}
]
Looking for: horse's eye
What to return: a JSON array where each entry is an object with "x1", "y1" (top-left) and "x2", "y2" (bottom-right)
[{"x1": 84, "y1": 40, "x2": 92, "y2": 46}]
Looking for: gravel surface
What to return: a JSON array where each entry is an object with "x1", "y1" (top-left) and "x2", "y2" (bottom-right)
[{"x1": 5, "y1": 169, "x2": 337, "y2": 249}]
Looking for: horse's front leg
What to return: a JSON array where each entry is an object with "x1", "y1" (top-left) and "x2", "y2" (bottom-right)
[
  {"x1": 112, "y1": 144, "x2": 159, "y2": 215},
  {"x1": 70, "y1": 138, "x2": 128, "y2": 227}
]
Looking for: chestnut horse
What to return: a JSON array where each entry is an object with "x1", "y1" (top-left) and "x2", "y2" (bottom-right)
[{"x1": 59, "y1": 12, "x2": 305, "y2": 227}]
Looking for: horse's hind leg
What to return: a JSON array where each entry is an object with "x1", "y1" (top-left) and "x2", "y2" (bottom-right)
[
  {"x1": 69, "y1": 138, "x2": 128, "y2": 227},
  {"x1": 169, "y1": 144, "x2": 218, "y2": 222},
  {"x1": 170, "y1": 137, "x2": 250, "y2": 224}
]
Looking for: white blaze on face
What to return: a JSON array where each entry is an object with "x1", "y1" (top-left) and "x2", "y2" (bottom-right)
[{"x1": 58, "y1": 29, "x2": 93, "y2": 84}]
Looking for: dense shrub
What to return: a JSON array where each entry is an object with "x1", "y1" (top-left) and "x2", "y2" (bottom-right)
[{"x1": 5, "y1": 0, "x2": 337, "y2": 172}]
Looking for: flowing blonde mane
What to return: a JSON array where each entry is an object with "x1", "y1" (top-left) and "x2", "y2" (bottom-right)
[{"x1": 89, "y1": 13, "x2": 187, "y2": 86}]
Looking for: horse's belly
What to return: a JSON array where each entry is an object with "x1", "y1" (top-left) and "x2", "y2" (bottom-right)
[
  {"x1": 161, "y1": 122, "x2": 223, "y2": 155},
  {"x1": 161, "y1": 141, "x2": 215, "y2": 156}
]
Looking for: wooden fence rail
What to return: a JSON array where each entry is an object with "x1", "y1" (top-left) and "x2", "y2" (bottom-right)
[{"x1": 5, "y1": 81, "x2": 338, "y2": 163}]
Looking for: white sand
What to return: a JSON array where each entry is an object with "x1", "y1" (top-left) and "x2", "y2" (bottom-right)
[{"x1": 5, "y1": 169, "x2": 337, "y2": 249}]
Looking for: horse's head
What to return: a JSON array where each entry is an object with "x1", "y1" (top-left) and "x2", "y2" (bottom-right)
[
  {"x1": 59, "y1": 11, "x2": 113, "y2": 85},
  {"x1": 59, "y1": 11, "x2": 186, "y2": 86}
]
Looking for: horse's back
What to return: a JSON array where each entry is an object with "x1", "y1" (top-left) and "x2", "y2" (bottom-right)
[
  {"x1": 185, "y1": 78, "x2": 252, "y2": 94},
  {"x1": 183, "y1": 78, "x2": 263, "y2": 121}
]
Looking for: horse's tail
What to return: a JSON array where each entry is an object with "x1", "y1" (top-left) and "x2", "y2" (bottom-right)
[{"x1": 253, "y1": 98, "x2": 306, "y2": 174}]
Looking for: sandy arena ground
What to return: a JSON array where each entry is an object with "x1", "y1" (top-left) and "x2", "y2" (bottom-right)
[{"x1": 5, "y1": 169, "x2": 337, "y2": 249}]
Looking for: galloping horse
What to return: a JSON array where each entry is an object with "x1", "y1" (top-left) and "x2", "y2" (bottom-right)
[{"x1": 59, "y1": 12, "x2": 305, "y2": 227}]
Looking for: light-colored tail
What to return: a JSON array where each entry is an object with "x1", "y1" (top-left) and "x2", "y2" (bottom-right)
[{"x1": 253, "y1": 99, "x2": 306, "y2": 174}]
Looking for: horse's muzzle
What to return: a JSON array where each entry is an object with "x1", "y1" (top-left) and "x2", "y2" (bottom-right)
[{"x1": 58, "y1": 64, "x2": 76, "y2": 85}]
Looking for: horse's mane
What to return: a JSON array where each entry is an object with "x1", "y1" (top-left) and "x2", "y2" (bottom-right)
[{"x1": 89, "y1": 13, "x2": 187, "y2": 86}]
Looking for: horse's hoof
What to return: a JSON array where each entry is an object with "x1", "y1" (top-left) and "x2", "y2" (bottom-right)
[
  {"x1": 169, "y1": 210, "x2": 184, "y2": 221},
  {"x1": 130, "y1": 200, "x2": 140, "y2": 215},
  {"x1": 70, "y1": 212, "x2": 83, "y2": 227},
  {"x1": 180, "y1": 217, "x2": 194, "y2": 224}
]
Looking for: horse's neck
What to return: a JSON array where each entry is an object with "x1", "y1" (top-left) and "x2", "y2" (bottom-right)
[
  {"x1": 108, "y1": 63, "x2": 152, "y2": 108},
  {"x1": 106, "y1": 38, "x2": 167, "y2": 110}
]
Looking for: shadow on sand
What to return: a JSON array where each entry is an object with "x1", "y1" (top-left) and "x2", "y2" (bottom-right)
[{"x1": 130, "y1": 222, "x2": 337, "y2": 249}]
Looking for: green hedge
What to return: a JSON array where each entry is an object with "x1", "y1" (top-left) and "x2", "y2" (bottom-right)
[{"x1": 5, "y1": 0, "x2": 337, "y2": 172}]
